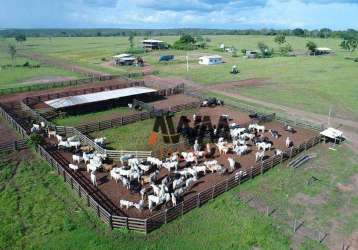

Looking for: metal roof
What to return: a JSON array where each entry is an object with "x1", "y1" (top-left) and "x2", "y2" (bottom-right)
[
  {"x1": 199, "y1": 55, "x2": 222, "y2": 59},
  {"x1": 45, "y1": 87, "x2": 157, "y2": 109},
  {"x1": 142, "y1": 39, "x2": 164, "y2": 43},
  {"x1": 320, "y1": 127, "x2": 343, "y2": 139},
  {"x1": 112, "y1": 54, "x2": 132, "y2": 59}
]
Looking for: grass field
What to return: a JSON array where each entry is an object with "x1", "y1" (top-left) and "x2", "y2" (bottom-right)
[
  {"x1": 15, "y1": 35, "x2": 358, "y2": 120},
  {"x1": 0, "y1": 41, "x2": 81, "y2": 89},
  {"x1": 52, "y1": 107, "x2": 133, "y2": 126},
  {"x1": 0, "y1": 151, "x2": 305, "y2": 250}
]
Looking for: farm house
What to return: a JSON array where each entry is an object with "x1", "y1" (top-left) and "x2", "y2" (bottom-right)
[
  {"x1": 142, "y1": 39, "x2": 168, "y2": 50},
  {"x1": 198, "y1": 55, "x2": 223, "y2": 65}
]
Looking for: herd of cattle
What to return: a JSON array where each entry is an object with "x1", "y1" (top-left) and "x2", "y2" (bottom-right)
[{"x1": 30, "y1": 112, "x2": 297, "y2": 213}]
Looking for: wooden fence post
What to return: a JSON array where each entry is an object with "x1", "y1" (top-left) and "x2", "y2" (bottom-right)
[
  {"x1": 261, "y1": 162, "x2": 264, "y2": 175},
  {"x1": 197, "y1": 193, "x2": 200, "y2": 207},
  {"x1": 164, "y1": 209, "x2": 167, "y2": 224}
]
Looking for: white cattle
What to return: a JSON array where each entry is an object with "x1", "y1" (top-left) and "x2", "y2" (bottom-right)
[
  {"x1": 193, "y1": 139, "x2": 200, "y2": 152},
  {"x1": 110, "y1": 168, "x2": 122, "y2": 182},
  {"x1": 48, "y1": 129, "x2": 56, "y2": 138},
  {"x1": 146, "y1": 157, "x2": 162, "y2": 167},
  {"x1": 90, "y1": 171, "x2": 97, "y2": 187},
  {"x1": 94, "y1": 137, "x2": 106, "y2": 145},
  {"x1": 68, "y1": 163, "x2": 79, "y2": 172},
  {"x1": 234, "y1": 145, "x2": 249, "y2": 156},
  {"x1": 58, "y1": 140, "x2": 70, "y2": 149},
  {"x1": 82, "y1": 152, "x2": 91, "y2": 164},
  {"x1": 148, "y1": 193, "x2": 170, "y2": 211},
  {"x1": 173, "y1": 177, "x2": 186, "y2": 190},
  {"x1": 230, "y1": 128, "x2": 246, "y2": 139},
  {"x1": 171, "y1": 193, "x2": 177, "y2": 206},
  {"x1": 216, "y1": 143, "x2": 229, "y2": 155},
  {"x1": 118, "y1": 168, "x2": 132, "y2": 178},
  {"x1": 69, "y1": 141, "x2": 81, "y2": 150},
  {"x1": 129, "y1": 171, "x2": 141, "y2": 182},
  {"x1": 274, "y1": 149, "x2": 283, "y2": 156},
  {"x1": 138, "y1": 164, "x2": 151, "y2": 172},
  {"x1": 120, "y1": 176, "x2": 130, "y2": 189},
  {"x1": 206, "y1": 164, "x2": 223, "y2": 174},
  {"x1": 286, "y1": 137, "x2": 292, "y2": 148},
  {"x1": 255, "y1": 151, "x2": 265, "y2": 162},
  {"x1": 162, "y1": 161, "x2": 179, "y2": 172},
  {"x1": 227, "y1": 158, "x2": 236, "y2": 172},
  {"x1": 133, "y1": 200, "x2": 145, "y2": 211},
  {"x1": 31, "y1": 124, "x2": 41, "y2": 133},
  {"x1": 72, "y1": 154, "x2": 82, "y2": 164},
  {"x1": 56, "y1": 134, "x2": 63, "y2": 142},
  {"x1": 185, "y1": 176, "x2": 198, "y2": 187},
  {"x1": 256, "y1": 142, "x2": 272, "y2": 151},
  {"x1": 120, "y1": 200, "x2": 134, "y2": 209},
  {"x1": 40, "y1": 121, "x2": 46, "y2": 128},
  {"x1": 151, "y1": 184, "x2": 162, "y2": 196},
  {"x1": 174, "y1": 187, "x2": 187, "y2": 197},
  {"x1": 192, "y1": 165, "x2": 206, "y2": 175}
]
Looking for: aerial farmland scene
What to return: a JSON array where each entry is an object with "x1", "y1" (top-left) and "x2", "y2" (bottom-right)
[{"x1": 0, "y1": 1, "x2": 357, "y2": 250}]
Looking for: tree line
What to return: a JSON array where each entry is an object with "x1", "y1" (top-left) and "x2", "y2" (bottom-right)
[{"x1": 1, "y1": 28, "x2": 357, "y2": 39}]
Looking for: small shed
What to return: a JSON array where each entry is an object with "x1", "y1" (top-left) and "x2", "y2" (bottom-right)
[
  {"x1": 198, "y1": 55, "x2": 223, "y2": 65},
  {"x1": 142, "y1": 39, "x2": 168, "y2": 50},
  {"x1": 320, "y1": 127, "x2": 344, "y2": 144}
]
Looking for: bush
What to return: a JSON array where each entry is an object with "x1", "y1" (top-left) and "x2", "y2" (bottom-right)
[
  {"x1": 27, "y1": 134, "x2": 44, "y2": 147},
  {"x1": 257, "y1": 42, "x2": 273, "y2": 58},
  {"x1": 23, "y1": 61, "x2": 30, "y2": 67},
  {"x1": 241, "y1": 48, "x2": 247, "y2": 55},
  {"x1": 279, "y1": 43, "x2": 293, "y2": 55}
]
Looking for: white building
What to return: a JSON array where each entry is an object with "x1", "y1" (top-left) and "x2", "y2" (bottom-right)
[{"x1": 198, "y1": 55, "x2": 223, "y2": 65}]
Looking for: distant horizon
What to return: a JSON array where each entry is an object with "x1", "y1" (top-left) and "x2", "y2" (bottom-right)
[
  {"x1": 1, "y1": 1, "x2": 358, "y2": 30},
  {"x1": 0, "y1": 27, "x2": 356, "y2": 32}
]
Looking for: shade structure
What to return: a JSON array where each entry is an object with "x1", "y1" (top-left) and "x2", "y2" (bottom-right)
[{"x1": 45, "y1": 86, "x2": 157, "y2": 109}]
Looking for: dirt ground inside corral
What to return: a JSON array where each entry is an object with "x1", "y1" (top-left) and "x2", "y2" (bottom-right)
[
  {"x1": 0, "y1": 118, "x2": 21, "y2": 145},
  {"x1": 47, "y1": 105, "x2": 317, "y2": 219}
]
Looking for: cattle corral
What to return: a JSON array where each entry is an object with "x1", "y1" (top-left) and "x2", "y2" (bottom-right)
[{"x1": 0, "y1": 77, "x2": 323, "y2": 233}]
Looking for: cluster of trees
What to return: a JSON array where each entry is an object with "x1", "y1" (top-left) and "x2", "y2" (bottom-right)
[
  {"x1": 1, "y1": 28, "x2": 358, "y2": 39},
  {"x1": 172, "y1": 34, "x2": 208, "y2": 50}
]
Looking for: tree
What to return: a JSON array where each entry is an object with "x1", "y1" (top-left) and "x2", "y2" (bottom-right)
[
  {"x1": 173, "y1": 34, "x2": 196, "y2": 50},
  {"x1": 274, "y1": 34, "x2": 286, "y2": 45},
  {"x1": 340, "y1": 38, "x2": 358, "y2": 54},
  {"x1": 319, "y1": 28, "x2": 332, "y2": 38},
  {"x1": 306, "y1": 41, "x2": 317, "y2": 54},
  {"x1": 15, "y1": 34, "x2": 26, "y2": 42},
  {"x1": 292, "y1": 28, "x2": 305, "y2": 37},
  {"x1": 128, "y1": 33, "x2": 134, "y2": 48},
  {"x1": 257, "y1": 42, "x2": 273, "y2": 58},
  {"x1": 8, "y1": 44, "x2": 16, "y2": 65}
]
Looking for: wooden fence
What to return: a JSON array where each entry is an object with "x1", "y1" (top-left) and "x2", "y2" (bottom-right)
[
  {"x1": 145, "y1": 134, "x2": 322, "y2": 232},
  {"x1": 75, "y1": 101, "x2": 201, "y2": 134},
  {"x1": 0, "y1": 139, "x2": 27, "y2": 152},
  {"x1": 0, "y1": 100, "x2": 323, "y2": 233}
]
